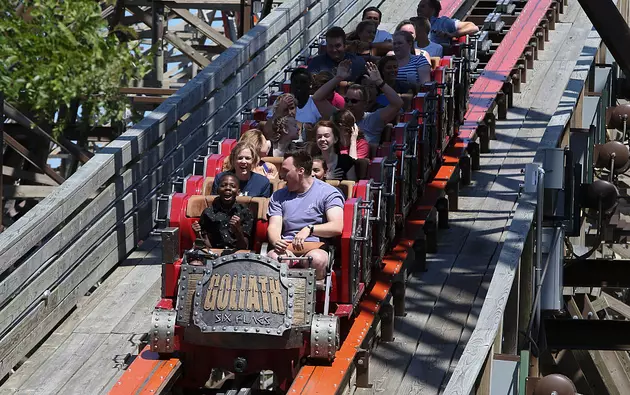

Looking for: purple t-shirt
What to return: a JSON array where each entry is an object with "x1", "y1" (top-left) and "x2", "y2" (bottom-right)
[{"x1": 267, "y1": 179, "x2": 345, "y2": 242}]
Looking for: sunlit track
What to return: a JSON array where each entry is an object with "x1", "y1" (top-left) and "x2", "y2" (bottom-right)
[{"x1": 288, "y1": 0, "x2": 563, "y2": 394}]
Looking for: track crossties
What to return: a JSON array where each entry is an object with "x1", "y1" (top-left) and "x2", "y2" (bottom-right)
[{"x1": 358, "y1": 1, "x2": 596, "y2": 394}]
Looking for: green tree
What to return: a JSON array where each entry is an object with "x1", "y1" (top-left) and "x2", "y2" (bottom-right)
[{"x1": 0, "y1": 0, "x2": 151, "y2": 137}]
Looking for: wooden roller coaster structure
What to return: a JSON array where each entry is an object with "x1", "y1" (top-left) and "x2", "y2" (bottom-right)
[{"x1": 105, "y1": 0, "x2": 568, "y2": 393}]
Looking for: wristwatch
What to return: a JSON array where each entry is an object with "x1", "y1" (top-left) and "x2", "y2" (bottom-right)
[
  {"x1": 377, "y1": 80, "x2": 386, "y2": 90},
  {"x1": 308, "y1": 225, "x2": 315, "y2": 236}
]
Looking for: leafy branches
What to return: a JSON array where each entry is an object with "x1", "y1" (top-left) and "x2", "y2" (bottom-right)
[{"x1": 0, "y1": 0, "x2": 151, "y2": 136}]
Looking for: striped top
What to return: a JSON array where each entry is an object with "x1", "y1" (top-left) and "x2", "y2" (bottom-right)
[{"x1": 395, "y1": 55, "x2": 431, "y2": 86}]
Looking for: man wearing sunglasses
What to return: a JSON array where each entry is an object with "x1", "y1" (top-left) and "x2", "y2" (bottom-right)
[{"x1": 312, "y1": 60, "x2": 403, "y2": 145}]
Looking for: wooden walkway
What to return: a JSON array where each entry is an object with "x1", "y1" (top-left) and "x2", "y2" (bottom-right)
[
  {"x1": 354, "y1": 2, "x2": 594, "y2": 394},
  {"x1": 0, "y1": 1, "x2": 448, "y2": 394},
  {"x1": 0, "y1": 238, "x2": 162, "y2": 395}
]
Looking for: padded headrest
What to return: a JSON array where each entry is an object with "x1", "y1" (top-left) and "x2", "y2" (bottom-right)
[
  {"x1": 270, "y1": 178, "x2": 284, "y2": 192},
  {"x1": 339, "y1": 180, "x2": 355, "y2": 198},
  {"x1": 186, "y1": 195, "x2": 269, "y2": 220},
  {"x1": 202, "y1": 177, "x2": 214, "y2": 195},
  {"x1": 355, "y1": 158, "x2": 370, "y2": 180},
  {"x1": 262, "y1": 156, "x2": 284, "y2": 167},
  {"x1": 325, "y1": 180, "x2": 355, "y2": 198}
]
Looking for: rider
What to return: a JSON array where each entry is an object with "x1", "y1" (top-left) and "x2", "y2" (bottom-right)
[
  {"x1": 193, "y1": 173, "x2": 254, "y2": 251},
  {"x1": 266, "y1": 150, "x2": 345, "y2": 281},
  {"x1": 416, "y1": 0, "x2": 479, "y2": 45}
]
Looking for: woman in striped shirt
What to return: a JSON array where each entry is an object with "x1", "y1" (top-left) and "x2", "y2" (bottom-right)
[{"x1": 392, "y1": 31, "x2": 431, "y2": 90}]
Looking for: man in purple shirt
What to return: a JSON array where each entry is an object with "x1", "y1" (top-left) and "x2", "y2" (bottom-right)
[{"x1": 266, "y1": 150, "x2": 345, "y2": 280}]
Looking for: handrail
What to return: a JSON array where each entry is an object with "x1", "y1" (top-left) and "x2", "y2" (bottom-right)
[
  {"x1": 443, "y1": 27, "x2": 604, "y2": 395},
  {"x1": 0, "y1": 0, "x2": 376, "y2": 380}
]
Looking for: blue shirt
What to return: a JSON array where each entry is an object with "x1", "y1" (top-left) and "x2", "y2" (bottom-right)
[
  {"x1": 429, "y1": 16, "x2": 458, "y2": 45},
  {"x1": 373, "y1": 29, "x2": 392, "y2": 43},
  {"x1": 307, "y1": 52, "x2": 367, "y2": 83},
  {"x1": 212, "y1": 171, "x2": 272, "y2": 198}
]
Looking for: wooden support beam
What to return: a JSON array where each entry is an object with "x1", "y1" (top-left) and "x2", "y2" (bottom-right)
[
  {"x1": 128, "y1": 6, "x2": 211, "y2": 68},
  {"x1": 3, "y1": 185, "x2": 57, "y2": 199},
  {"x1": 3, "y1": 102, "x2": 92, "y2": 164},
  {"x1": 2, "y1": 167, "x2": 59, "y2": 186},
  {"x1": 170, "y1": 8, "x2": 233, "y2": 48},
  {"x1": 239, "y1": 0, "x2": 252, "y2": 37},
  {"x1": 2, "y1": 133, "x2": 64, "y2": 185},
  {"x1": 126, "y1": 0, "x2": 243, "y2": 10},
  {"x1": 581, "y1": 294, "x2": 630, "y2": 394},
  {"x1": 119, "y1": 87, "x2": 178, "y2": 95},
  {"x1": 594, "y1": 292, "x2": 630, "y2": 319}
]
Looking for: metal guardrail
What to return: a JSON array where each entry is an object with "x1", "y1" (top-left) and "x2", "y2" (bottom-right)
[
  {"x1": 443, "y1": 20, "x2": 613, "y2": 395},
  {"x1": 0, "y1": 0, "x2": 380, "y2": 379}
]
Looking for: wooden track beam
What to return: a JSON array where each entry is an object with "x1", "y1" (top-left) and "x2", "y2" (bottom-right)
[
  {"x1": 2, "y1": 133, "x2": 64, "y2": 185},
  {"x1": 128, "y1": 6, "x2": 211, "y2": 68},
  {"x1": 577, "y1": 0, "x2": 630, "y2": 73},
  {"x1": 170, "y1": 8, "x2": 233, "y2": 48}
]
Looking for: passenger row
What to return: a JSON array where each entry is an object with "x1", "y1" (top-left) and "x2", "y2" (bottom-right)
[{"x1": 162, "y1": 0, "x2": 479, "y2": 306}]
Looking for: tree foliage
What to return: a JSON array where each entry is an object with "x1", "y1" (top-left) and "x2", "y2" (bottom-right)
[{"x1": 0, "y1": 0, "x2": 151, "y2": 136}]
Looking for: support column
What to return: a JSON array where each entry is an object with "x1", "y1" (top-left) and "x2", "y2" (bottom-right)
[
  {"x1": 151, "y1": 1, "x2": 164, "y2": 88},
  {"x1": 239, "y1": 0, "x2": 252, "y2": 37}
]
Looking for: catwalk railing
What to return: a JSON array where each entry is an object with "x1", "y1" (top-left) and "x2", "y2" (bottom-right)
[
  {"x1": 0, "y1": 0, "x2": 380, "y2": 379},
  {"x1": 443, "y1": 17, "x2": 616, "y2": 395}
]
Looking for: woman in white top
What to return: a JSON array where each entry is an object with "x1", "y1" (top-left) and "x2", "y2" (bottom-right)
[
  {"x1": 392, "y1": 31, "x2": 432, "y2": 89},
  {"x1": 411, "y1": 16, "x2": 443, "y2": 57}
]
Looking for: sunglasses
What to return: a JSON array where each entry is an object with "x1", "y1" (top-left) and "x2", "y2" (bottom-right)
[{"x1": 344, "y1": 97, "x2": 363, "y2": 104}]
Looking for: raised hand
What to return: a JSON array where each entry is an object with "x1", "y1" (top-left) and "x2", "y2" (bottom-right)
[
  {"x1": 335, "y1": 59, "x2": 353, "y2": 81},
  {"x1": 192, "y1": 221, "x2": 202, "y2": 234},
  {"x1": 364, "y1": 62, "x2": 383, "y2": 85},
  {"x1": 228, "y1": 215, "x2": 241, "y2": 231}
]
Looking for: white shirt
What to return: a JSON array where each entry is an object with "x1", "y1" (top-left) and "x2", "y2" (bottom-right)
[
  {"x1": 421, "y1": 41, "x2": 443, "y2": 57},
  {"x1": 373, "y1": 29, "x2": 393, "y2": 43},
  {"x1": 267, "y1": 96, "x2": 321, "y2": 125}
]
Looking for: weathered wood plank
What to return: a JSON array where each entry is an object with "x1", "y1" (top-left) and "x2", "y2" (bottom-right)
[
  {"x1": 74, "y1": 265, "x2": 161, "y2": 335},
  {"x1": 0, "y1": 239, "x2": 159, "y2": 392},
  {"x1": 443, "y1": 19, "x2": 603, "y2": 395},
  {"x1": 2, "y1": 185, "x2": 56, "y2": 199},
  {"x1": 0, "y1": 204, "x2": 155, "y2": 379},
  {"x1": 0, "y1": 190, "x2": 151, "y2": 337},
  {"x1": 1, "y1": 167, "x2": 58, "y2": 186},
  {"x1": 355, "y1": 255, "x2": 458, "y2": 393},
  {"x1": 56, "y1": 334, "x2": 138, "y2": 395},
  {"x1": 112, "y1": 277, "x2": 161, "y2": 335},
  {"x1": 9, "y1": 333, "x2": 108, "y2": 395}
]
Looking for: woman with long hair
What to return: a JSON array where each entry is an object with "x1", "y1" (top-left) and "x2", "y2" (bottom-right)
[
  {"x1": 212, "y1": 141, "x2": 272, "y2": 197},
  {"x1": 331, "y1": 109, "x2": 369, "y2": 159},
  {"x1": 313, "y1": 120, "x2": 357, "y2": 181},
  {"x1": 347, "y1": 20, "x2": 378, "y2": 56},
  {"x1": 238, "y1": 129, "x2": 278, "y2": 179}
]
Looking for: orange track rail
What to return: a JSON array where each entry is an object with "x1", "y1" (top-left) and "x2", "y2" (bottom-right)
[
  {"x1": 109, "y1": 346, "x2": 181, "y2": 395},
  {"x1": 288, "y1": 0, "x2": 555, "y2": 392}
]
